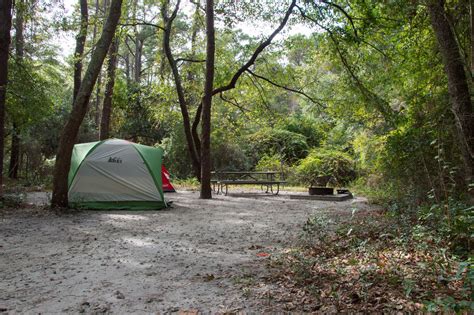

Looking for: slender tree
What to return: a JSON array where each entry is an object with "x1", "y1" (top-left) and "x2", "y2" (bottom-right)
[
  {"x1": 200, "y1": 0, "x2": 215, "y2": 199},
  {"x1": 162, "y1": 0, "x2": 201, "y2": 179},
  {"x1": 427, "y1": 0, "x2": 474, "y2": 184},
  {"x1": 0, "y1": 0, "x2": 13, "y2": 196},
  {"x1": 8, "y1": 0, "x2": 24, "y2": 179},
  {"x1": 51, "y1": 0, "x2": 123, "y2": 208}
]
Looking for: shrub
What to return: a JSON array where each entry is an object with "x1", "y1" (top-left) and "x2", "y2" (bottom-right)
[
  {"x1": 255, "y1": 154, "x2": 291, "y2": 179},
  {"x1": 295, "y1": 149, "x2": 356, "y2": 187},
  {"x1": 277, "y1": 115, "x2": 326, "y2": 148},
  {"x1": 247, "y1": 128, "x2": 309, "y2": 164},
  {"x1": 212, "y1": 141, "x2": 252, "y2": 171}
]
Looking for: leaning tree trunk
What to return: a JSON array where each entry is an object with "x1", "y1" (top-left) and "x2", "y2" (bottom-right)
[
  {"x1": 162, "y1": 0, "x2": 202, "y2": 180},
  {"x1": 8, "y1": 0, "x2": 24, "y2": 179},
  {"x1": 73, "y1": 0, "x2": 88, "y2": 102},
  {"x1": 0, "y1": 0, "x2": 13, "y2": 196},
  {"x1": 200, "y1": 0, "x2": 215, "y2": 199},
  {"x1": 428, "y1": 0, "x2": 474, "y2": 184},
  {"x1": 99, "y1": 36, "x2": 118, "y2": 140},
  {"x1": 51, "y1": 0, "x2": 123, "y2": 208}
]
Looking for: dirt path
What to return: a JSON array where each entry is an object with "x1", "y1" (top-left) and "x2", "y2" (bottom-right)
[{"x1": 0, "y1": 190, "x2": 370, "y2": 313}]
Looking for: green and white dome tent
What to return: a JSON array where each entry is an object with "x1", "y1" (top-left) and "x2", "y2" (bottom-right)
[{"x1": 68, "y1": 139, "x2": 167, "y2": 210}]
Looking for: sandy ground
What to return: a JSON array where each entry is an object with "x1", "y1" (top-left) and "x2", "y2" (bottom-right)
[{"x1": 1, "y1": 190, "x2": 371, "y2": 313}]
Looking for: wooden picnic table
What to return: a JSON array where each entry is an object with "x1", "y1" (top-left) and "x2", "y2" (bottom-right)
[{"x1": 211, "y1": 171, "x2": 286, "y2": 195}]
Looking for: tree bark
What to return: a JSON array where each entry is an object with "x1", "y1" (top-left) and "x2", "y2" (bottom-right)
[
  {"x1": 125, "y1": 37, "x2": 131, "y2": 84},
  {"x1": 471, "y1": 0, "x2": 474, "y2": 79},
  {"x1": 428, "y1": 0, "x2": 474, "y2": 183},
  {"x1": 95, "y1": 70, "x2": 102, "y2": 128},
  {"x1": 73, "y1": 0, "x2": 88, "y2": 102},
  {"x1": 0, "y1": 0, "x2": 13, "y2": 196},
  {"x1": 51, "y1": 0, "x2": 123, "y2": 208},
  {"x1": 134, "y1": 37, "x2": 143, "y2": 83},
  {"x1": 200, "y1": 0, "x2": 215, "y2": 199},
  {"x1": 8, "y1": 0, "x2": 24, "y2": 179},
  {"x1": 100, "y1": 36, "x2": 118, "y2": 140}
]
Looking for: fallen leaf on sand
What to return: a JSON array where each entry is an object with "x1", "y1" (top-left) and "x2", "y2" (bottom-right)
[
  {"x1": 204, "y1": 274, "x2": 215, "y2": 281},
  {"x1": 257, "y1": 252, "x2": 270, "y2": 257},
  {"x1": 178, "y1": 309, "x2": 200, "y2": 315}
]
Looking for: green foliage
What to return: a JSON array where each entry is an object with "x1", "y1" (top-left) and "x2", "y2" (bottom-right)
[
  {"x1": 277, "y1": 115, "x2": 326, "y2": 148},
  {"x1": 255, "y1": 154, "x2": 282, "y2": 172},
  {"x1": 295, "y1": 149, "x2": 356, "y2": 187},
  {"x1": 161, "y1": 127, "x2": 194, "y2": 179},
  {"x1": 212, "y1": 142, "x2": 250, "y2": 171},
  {"x1": 255, "y1": 153, "x2": 291, "y2": 179},
  {"x1": 247, "y1": 128, "x2": 309, "y2": 164}
]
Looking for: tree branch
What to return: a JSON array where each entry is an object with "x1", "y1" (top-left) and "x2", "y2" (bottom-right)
[
  {"x1": 219, "y1": 92, "x2": 250, "y2": 113},
  {"x1": 212, "y1": 0, "x2": 297, "y2": 95},
  {"x1": 176, "y1": 57, "x2": 206, "y2": 63},
  {"x1": 119, "y1": 21, "x2": 165, "y2": 31},
  {"x1": 246, "y1": 73, "x2": 275, "y2": 117},
  {"x1": 245, "y1": 69, "x2": 326, "y2": 108},
  {"x1": 320, "y1": 0, "x2": 358, "y2": 38}
]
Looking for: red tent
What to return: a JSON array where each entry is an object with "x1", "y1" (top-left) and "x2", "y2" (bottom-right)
[{"x1": 162, "y1": 165, "x2": 176, "y2": 192}]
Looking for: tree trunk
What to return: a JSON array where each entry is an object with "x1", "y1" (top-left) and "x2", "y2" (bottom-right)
[
  {"x1": 95, "y1": 71, "x2": 101, "y2": 128},
  {"x1": 8, "y1": 123, "x2": 19, "y2": 179},
  {"x1": 0, "y1": 0, "x2": 13, "y2": 196},
  {"x1": 14, "y1": 0, "x2": 24, "y2": 58},
  {"x1": 73, "y1": 0, "x2": 88, "y2": 102},
  {"x1": 471, "y1": 0, "x2": 474, "y2": 79},
  {"x1": 134, "y1": 37, "x2": 143, "y2": 83},
  {"x1": 162, "y1": 0, "x2": 201, "y2": 180},
  {"x1": 8, "y1": 0, "x2": 24, "y2": 179},
  {"x1": 125, "y1": 37, "x2": 131, "y2": 84},
  {"x1": 428, "y1": 0, "x2": 474, "y2": 184},
  {"x1": 51, "y1": 0, "x2": 123, "y2": 208},
  {"x1": 200, "y1": 0, "x2": 215, "y2": 199},
  {"x1": 100, "y1": 36, "x2": 118, "y2": 140}
]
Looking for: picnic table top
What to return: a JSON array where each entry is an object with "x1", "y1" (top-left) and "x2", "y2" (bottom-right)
[
  {"x1": 218, "y1": 180, "x2": 286, "y2": 184},
  {"x1": 211, "y1": 171, "x2": 280, "y2": 174}
]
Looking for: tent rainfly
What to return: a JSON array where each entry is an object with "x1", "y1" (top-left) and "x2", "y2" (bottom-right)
[
  {"x1": 161, "y1": 165, "x2": 176, "y2": 192},
  {"x1": 68, "y1": 139, "x2": 167, "y2": 210}
]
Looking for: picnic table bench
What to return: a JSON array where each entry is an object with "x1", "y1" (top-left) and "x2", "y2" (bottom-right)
[{"x1": 211, "y1": 171, "x2": 286, "y2": 195}]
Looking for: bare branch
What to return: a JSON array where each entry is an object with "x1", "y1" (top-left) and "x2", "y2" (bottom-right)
[
  {"x1": 219, "y1": 93, "x2": 250, "y2": 113},
  {"x1": 212, "y1": 0, "x2": 297, "y2": 95},
  {"x1": 246, "y1": 69, "x2": 326, "y2": 108},
  {"x1": 246, "y1": 73, "x2": 275, "y2": 116},
  {"x1": 176, "y1": 57, "x2": 206, "y2": 63},
  {"x1": 119, "y1": 21, "x2": 165, "y2": 31}
]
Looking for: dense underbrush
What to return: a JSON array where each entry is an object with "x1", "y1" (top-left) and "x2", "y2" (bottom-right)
[{"x1": 264, "y1": 209, "x2": 473, "y2": 312}]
